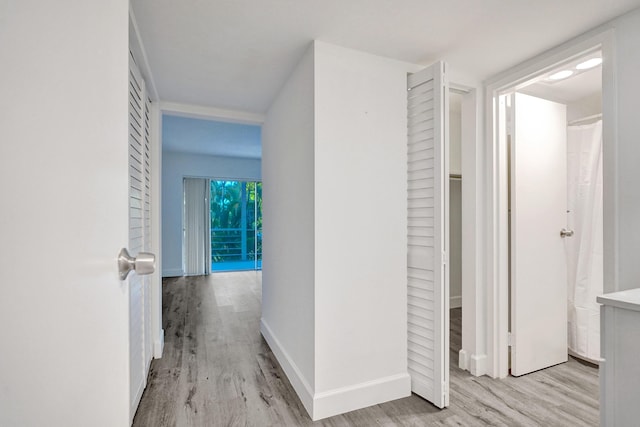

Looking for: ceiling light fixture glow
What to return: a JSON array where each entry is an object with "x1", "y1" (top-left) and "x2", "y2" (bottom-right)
[
  {"x1": 576, "y1": 57, "x2": 603, "y2": 70},
  {"x1": 549, "y1": 70, "x2": 574, "y2": 80}
]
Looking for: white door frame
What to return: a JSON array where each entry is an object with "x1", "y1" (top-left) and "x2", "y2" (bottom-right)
[
  {"x1": 484, "y1": 29, "x2": 617, "y2": 378},
  {"x1": 449, "y1": 83, "x2": 486, "y2": 376},
  {"x1": 150, "y1": 102, "x2": 164, "y2": 357}
]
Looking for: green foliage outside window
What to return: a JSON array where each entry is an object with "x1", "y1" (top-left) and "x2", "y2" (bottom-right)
[{"x1": 210, "y1": 180, "x2": 262, "y2": 264}]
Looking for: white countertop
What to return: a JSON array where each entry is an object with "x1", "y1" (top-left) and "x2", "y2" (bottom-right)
[{"x1": 597, "y1": 288, "x2": 640, "y2": 312}]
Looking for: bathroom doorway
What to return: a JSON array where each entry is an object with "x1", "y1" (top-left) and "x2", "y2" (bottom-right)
[{"x1": 486, "y1": 31, "x2": 614, "y2": 378}]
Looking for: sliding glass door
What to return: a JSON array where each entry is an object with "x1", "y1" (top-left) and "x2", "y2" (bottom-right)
[{"x1": 210, "y1": 180, "x2": 262, "y2": 272}]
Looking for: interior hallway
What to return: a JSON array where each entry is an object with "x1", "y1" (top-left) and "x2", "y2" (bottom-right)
[{"x1": 133, "y1": 272, "x2": 598, "y2": 426}]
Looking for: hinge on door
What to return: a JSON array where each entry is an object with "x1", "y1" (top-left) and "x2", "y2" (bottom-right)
[
  {"x1": 508, "y1": 332, "x2": 513, "y2": 347},
  {"x1": 442, "y1": 250, "x2": 448, "y2": 265}
]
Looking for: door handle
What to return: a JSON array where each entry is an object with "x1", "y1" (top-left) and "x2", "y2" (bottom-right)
[
  {"x1": 560, "y1": 228, "x2": 574, "y2": 238},
  {"x1": 118, "y1": 248, "x2": 156, "y2": 280}
]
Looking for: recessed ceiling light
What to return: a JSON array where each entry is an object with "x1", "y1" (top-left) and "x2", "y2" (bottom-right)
[
  {"x1": 576, "y1": 57, "x2": 603, "y2": 70},
  {"x1": 549, "y1": 70, "x2": 574, "y2": 80}
]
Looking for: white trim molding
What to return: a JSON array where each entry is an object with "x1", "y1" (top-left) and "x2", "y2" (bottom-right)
[
  {"x1": 150, "y1": 99, "x2": 164, "y2": 361},
  {"x1": 160, "y1": 101, "x2": 265, "y2": 125}
]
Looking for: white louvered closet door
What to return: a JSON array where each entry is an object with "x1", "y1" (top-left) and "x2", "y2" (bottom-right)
[
  {"x1": 407, "y1": 61, "x2": 450, "y2": 408},
  {"x1": 128, "y1": 53, "x2": 152, "y2": 421}
]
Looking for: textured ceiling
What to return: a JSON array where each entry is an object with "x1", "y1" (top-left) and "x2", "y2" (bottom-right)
[{"x1": 132, "y1": 0, "x2": 640, "y2": 114}]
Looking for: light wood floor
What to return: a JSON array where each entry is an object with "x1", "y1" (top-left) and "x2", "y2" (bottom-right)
[{"x1": 133, "y1": 272, "x2": 599, "y2": 426}]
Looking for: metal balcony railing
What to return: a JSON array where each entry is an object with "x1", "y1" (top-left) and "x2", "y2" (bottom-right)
[{"x1": 211, "y1": 228, "x2": 262, "y2": 264}]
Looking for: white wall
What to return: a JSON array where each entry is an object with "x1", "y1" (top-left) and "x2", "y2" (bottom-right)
[
  {"x1": 0, "y1": 1, "x2": 131, "y2": 426},
  {"x1": 612, "y1": 9, "x2": 640, "y2": 291},
  {"x1": 260, "y1": 44, "x2": 317, "y2": 412},
  {"x1": 313, "y1": 42, "x2": 412, "y2": 416},
  {"x1": 261, "y1": 41, "x2": 416, "y2": 420},
  {"x1": 161, "y1": 150, "x2": 261, "y2": 276}
]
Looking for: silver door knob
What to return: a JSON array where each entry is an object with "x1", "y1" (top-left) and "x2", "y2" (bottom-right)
[
  {"x1": 118, "y1": 248, "x2": 156, "y2": 280},
  {"x1": 560, "y1": 228, "x2": 574, "y2": 238}
]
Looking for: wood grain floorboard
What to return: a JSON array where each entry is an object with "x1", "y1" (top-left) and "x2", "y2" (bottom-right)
[{"x1": 133, "y1": 272, "x2": 599, "y2": 426}]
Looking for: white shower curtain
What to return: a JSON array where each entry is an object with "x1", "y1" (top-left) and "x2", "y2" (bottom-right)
[{"x1": 566, "y1": 120, "x2": 603, "y2": 363}]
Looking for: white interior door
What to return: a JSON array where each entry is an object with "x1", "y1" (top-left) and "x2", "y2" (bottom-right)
[
  {"x1": 510, "y1": 92, "x2": 568, "y2": 376},
  {"x1": 129, "y1": 53, "x2": 153, "y2": 419},
  {"x1": 407, "y1": 61, "x2": 450, "y2": 408},
  {"x1": 0, "y1": 4, "x2": 133, "y2": 424}
]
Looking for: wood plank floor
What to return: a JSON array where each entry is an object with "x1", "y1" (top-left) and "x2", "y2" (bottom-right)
[{"x1": 133, "y1": 272, "x2": 599, "y2": 426}]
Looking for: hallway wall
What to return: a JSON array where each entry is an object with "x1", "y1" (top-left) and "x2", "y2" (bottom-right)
[
  {"x1": 261, "y1": 42, "x2": 317, "y2": 408},
  {"x1": 262, "y1": 40, "x2": 419, "y2": 421},
  {"x1": 313, "y1": 42, "x2": 413, "y2": 404}
]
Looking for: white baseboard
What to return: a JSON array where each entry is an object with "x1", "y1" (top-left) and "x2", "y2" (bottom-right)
[
  {"x1": 458, "y1": 349, "x2": 469, "y2": 370},
  {"x1": 458, "y1": 350, "x2": 487, "y2": 376},
  {"x1": 162, "y1": 269, "x2": 183, "y2": 277},
  {"x1": 312, "y1": 373, "x2": 411, "y2": 421},
  {"x1": 260, "y1": 318, "x2": 411, "y2": 421},
  {"x1": 470, "y1": 353, "x2": 487, "y2": 376},
  {"x1": 260, "y1": 319, "x2": 314, "y2": 416},
  {"x1": 450, "y1": 295, "x2": 462, "y2": 309},
  {"x1": 154, "y1": 329, "x2": 164, "y2": 358}
]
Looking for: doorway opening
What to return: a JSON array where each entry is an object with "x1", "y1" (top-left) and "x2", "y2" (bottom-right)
[
  {"x1": 449, "y1": 84, "x2": 481, "y2": 375},
  {"x1": 162, "y1": 114, "x2": 262, "y2": 278},
  {"x1": 487, "y1": 31, "x2": 614, "y2": 378},
  {"x1": 449, "y1": 87, "x2": 465, "y2": 377},
  {"x1": 504, "y1": 50, "x2": 603, "y2": 376}
]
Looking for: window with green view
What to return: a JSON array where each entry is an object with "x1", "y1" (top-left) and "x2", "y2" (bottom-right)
[{"x1": 210, "y1": 180, "x2": 262, "y2": 271}]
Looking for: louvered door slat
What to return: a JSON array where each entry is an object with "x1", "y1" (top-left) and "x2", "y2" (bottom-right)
[{"x1": 407, "y1": 61, "x2": 449, "y2": 409}]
